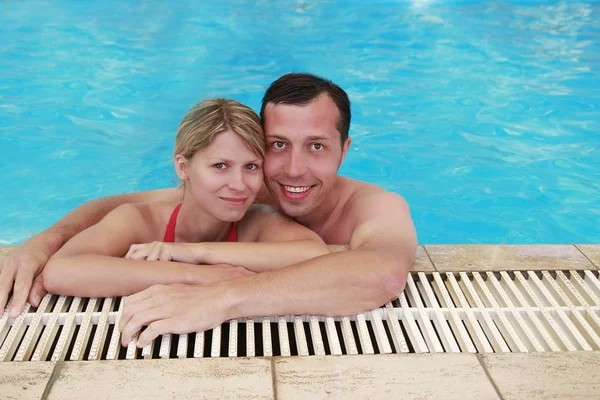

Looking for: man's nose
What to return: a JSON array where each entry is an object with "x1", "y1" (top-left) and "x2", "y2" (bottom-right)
[{"x1": 283, "y1": 149, "x2": 308, "y2": 178}]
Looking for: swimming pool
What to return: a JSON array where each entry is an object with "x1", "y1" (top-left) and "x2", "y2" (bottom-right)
[{"x1": 1, "y1": 0, "x2": 598, "y2": 245}]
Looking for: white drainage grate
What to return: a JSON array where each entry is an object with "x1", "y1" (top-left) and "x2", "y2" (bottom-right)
[{"x1": 1, "y1": 270, "x2": 599, "y2": 361}]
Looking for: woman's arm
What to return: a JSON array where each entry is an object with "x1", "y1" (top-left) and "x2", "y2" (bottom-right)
[
  {"x1": 43, "y1": 204, "x2": 252, "y2": 297},
  {"x1": 127, "y1": 206, "x2": 330, "y2": 273}
]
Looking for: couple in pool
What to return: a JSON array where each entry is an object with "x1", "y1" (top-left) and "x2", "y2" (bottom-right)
[{"x1": 0, "y1": 73, "x2": 417, "y2": 348}]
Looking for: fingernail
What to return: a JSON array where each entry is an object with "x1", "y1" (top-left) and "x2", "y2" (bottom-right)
[{"x1": 32, "y1": 294, "x2": 40, "y2": 306}]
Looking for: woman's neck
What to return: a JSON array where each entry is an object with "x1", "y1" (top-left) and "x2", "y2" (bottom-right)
[{"x1": 173, "y1": 198, "x2": 231, "y2": 243}]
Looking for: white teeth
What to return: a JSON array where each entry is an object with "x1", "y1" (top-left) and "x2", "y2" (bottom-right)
[{"x1": 284, "y1": 186, "x2": 310, "y2": 193}]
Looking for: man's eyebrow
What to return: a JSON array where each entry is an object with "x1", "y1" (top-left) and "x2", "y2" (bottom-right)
[
  {"x1": 265, "y1": 134, "x2": 287, "y2": 140},
  {"x1": 306, "y1": 135, "x2": 331, "y2": 141},
  {"x1": 265, "y1": 134, "x2": 331, "y2": 141}
]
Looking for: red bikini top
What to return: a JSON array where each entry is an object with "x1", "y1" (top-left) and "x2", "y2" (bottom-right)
[{"x1": 163, "y1": 203, "x2": 237, "y2": 243}]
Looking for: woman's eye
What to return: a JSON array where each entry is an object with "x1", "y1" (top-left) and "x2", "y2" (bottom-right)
[
  {"x1": 245, "y1": 163, "x2": 259, "y2": 171},
  {"x1": 214, "y1": 163, "x2": 227, "y2": 170},
  {"x1": 311, "y1": 143, "x2": 324, "y2": 151},
  {"x1": 272, "y1": 141, "x2": 286, "y2": 149}
]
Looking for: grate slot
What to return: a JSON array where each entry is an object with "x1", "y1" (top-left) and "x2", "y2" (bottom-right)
[
  {"x1": 431, "y1": 273, "x2": 475, "y2": 352},
  {"x1": 406, "y1": 275, "x2": 443, "y2": 352},
  {"x1": 278, "y1": 317, "x2": 290, "y2": 356},
  {"x1": 539, "y1": 272, "x2": 600, "y2": 349},
  {"x1": 398, "y1": 292, "x2": 428, "y2": 353},
  {"x1": 340, "y1": 316, "x2": 358, "y2": 355},
  {"x1": 484, "y1": 272, "x2": 545, "y2": 351},
  {"x1": 370, "y1": 308, "x2": 392, "y2": 354},
  {"x1": 14, "y1": 294, "x2": 54, "y2": 361},
  {"x1": 512, "y1": 272, "x2": 576, "y2": 351},
  {"x1": 261, "y1": 318, "x2": 272, "y2": 357},
  {"x1": 528, "y1": 272, "x2": 593, "y2": 350},
  {"x1": 417, "y1": 272, "x2": 461, "y2": 352},
  {"x1": 458, "y1": 273, "x2": 510, "y2": 353},
  {"x1": 472, "y1": 272, "x2": 529, "y2": 352},
  {"x1": 440, "y1": 273, "x2": 493, "y2": 353},
  {"x1": 309, "y1": 316, "x2": 326, "y2": 356},
  {"x1": 499, "y1": 271, "x2": 560, "y2": 351}
]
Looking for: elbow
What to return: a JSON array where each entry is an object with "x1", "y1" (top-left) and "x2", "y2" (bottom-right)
[
  {"x1": 42, "y1": 257, "x2": 69, "y2": 295},
  {"x1": 380, "y1": 257, "x2": 411, "y2": 301}
]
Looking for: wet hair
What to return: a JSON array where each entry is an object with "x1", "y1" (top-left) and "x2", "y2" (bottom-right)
[
  {"x1": 174, "y1": 98, "x2": 265, "y2": 187},
  {"x1": 260, "y1": 73, "x2": 351, "y2": 146}
]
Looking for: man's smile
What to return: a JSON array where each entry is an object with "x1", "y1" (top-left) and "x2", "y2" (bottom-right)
[{"x1": 279, "y1": 184, "x2": 314, "y2": 200}]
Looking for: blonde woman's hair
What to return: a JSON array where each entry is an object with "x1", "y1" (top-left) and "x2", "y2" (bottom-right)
[{"x1": 174, "y1": 98, "x2": 265, "y2": 187}]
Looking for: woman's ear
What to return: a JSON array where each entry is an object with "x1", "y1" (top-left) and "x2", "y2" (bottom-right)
[{"x1": 174, "y1": 154, "x2": 189, "y2": 182}]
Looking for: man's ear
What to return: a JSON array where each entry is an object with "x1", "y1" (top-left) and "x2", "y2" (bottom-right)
[
  {"x1": 174, "y1": 154, "x2": 189, "y2": 182},
  {"x1": 339, "y1": 136, "x2": 352, "y2": 165}
]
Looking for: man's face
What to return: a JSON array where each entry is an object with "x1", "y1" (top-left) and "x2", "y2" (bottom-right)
[{"x1": 263, "y1": 94, "x2": 351, "y2": 218}]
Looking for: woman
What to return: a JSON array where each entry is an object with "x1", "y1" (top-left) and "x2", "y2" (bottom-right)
[{"x1": 43, "y1": 99, "x2": 329, "y2": 297}]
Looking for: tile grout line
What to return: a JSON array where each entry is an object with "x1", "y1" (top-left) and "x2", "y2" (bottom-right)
[
  {"x1": 574, "y1": 245, "x2": 599, "y2": 270},
  {"x1": 422, "y1": 245, "x2": 439, "y2": 272},
  {"x1": 475, "y1": 354, "x2": 505, "y2": 400},
  {"x1": 40, "y1": 361, "x2": 65, "y2": 400},
  {"x1": 270, "y1": 357, "x2": 278, "y2": 400}
]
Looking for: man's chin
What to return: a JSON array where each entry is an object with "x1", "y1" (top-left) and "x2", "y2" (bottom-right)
[{"x1": 276, "y1": 200, "x2": 314, "y2": 218}]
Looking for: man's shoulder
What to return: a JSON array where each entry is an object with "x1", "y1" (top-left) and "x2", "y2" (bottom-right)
[{"x1": 340, "y1": 177, "x2": 409, "y2": 217}]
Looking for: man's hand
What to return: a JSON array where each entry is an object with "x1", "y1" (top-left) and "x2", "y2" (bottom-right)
[
  {"x1": 125, "y1": 242, "x2": 202, "y2": 264},
  {"x1": 119, "y1": 283, "x2": 232, "y2": 348},
  {"x1": 0, "y1": 246, "x2": 49, "y2": 318}
]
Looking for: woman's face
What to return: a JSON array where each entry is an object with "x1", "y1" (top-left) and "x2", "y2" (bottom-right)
[{"x1": 178, "y1": 129, "x2": 264, "y2": 222}]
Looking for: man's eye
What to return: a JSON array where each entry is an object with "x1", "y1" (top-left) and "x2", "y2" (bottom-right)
[
  {"x1": 311, "y1": 143, "x2": 324, "y2": 151},
  {"x1": 214, "y1": 163, "x2": 227, "y2": 170},
  {"x1": 272, "y1": 141, "x2": 286, "y2": 149}
]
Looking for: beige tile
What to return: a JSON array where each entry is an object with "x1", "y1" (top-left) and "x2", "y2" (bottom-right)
[
  {"x1": 47, "y1": 358, "x2": 273, "y2": 400},
  {"x1": 412, "y1": 245, "x2": 435, "y2": 272},
  {"x1": 275, "y1": 354, "x2": 499, "y2": 400},
  {"x1": 0, "y1": 246, "x2": 17, "y2": 261},
  {"x1": 576, "y1": 245, "x2": 600, "y2": 269},
  {"x1": 482, "y1": 352, "x2": 600, "y2": 399},
  {"x1": 426, "y1": 245, "x2": 594, "y2": 272},
  {"x1": 0, "y1": 361, "x2": 56, "y2": 400}
]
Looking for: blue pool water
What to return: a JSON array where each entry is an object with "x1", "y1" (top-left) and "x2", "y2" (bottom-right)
[{"x1": 1, "y1": 0, "x2": 599, "y2": 245}]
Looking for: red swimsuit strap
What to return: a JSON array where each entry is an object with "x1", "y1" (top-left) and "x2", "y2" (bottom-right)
[{"x1": 163, "y1": 203, "x2": 182, "y2": 243}]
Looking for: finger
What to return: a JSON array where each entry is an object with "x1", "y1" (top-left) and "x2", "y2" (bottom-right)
[
  {"x1": 147, "y1": 243, "x2": 162, "y2": 261},
  {"x1": 10, "y1": 255, "x2": 38, "y2": 318},
  {"x1": 125, "y1": 244, "x2": 144, "y2": 259},
  {"x1": 127, "y1": 248, "x2": 149, "y2": 261},
  {"x1": 0, "y1": 257, "x2": 17, "y2": 316},
  {"x1": 119, "y1": 286, "x2": 165, "y2": 330},
  {"x1": 28, "y1": 274, "x2": 47, "y2": 308},
  {"x1": 137, "y1": 319, "x2": 174, "y2": 348},
  {"x1": 120, "y1": 305, "x2": 167, "y2": 346}
]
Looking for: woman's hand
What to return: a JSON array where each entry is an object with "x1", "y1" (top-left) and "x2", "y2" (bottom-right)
[{"x1": 125, "y1": 242, "x2": 203, "y2": 264}]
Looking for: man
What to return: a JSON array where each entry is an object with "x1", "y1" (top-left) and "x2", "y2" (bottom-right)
[{"x1": 0, "y1": 73, "x2": 417, "y2": 347}]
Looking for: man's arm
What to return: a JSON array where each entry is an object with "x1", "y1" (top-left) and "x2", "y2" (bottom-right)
[
  {"x1": 119, "y1": 192, "x2": 417, "y2": 346},
  {"x1": 226, "y1": 192, "x2": 417, "y2": 316},
  {"x1": 0, "y1": 188, "x2": 181, "y2": 317}
]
